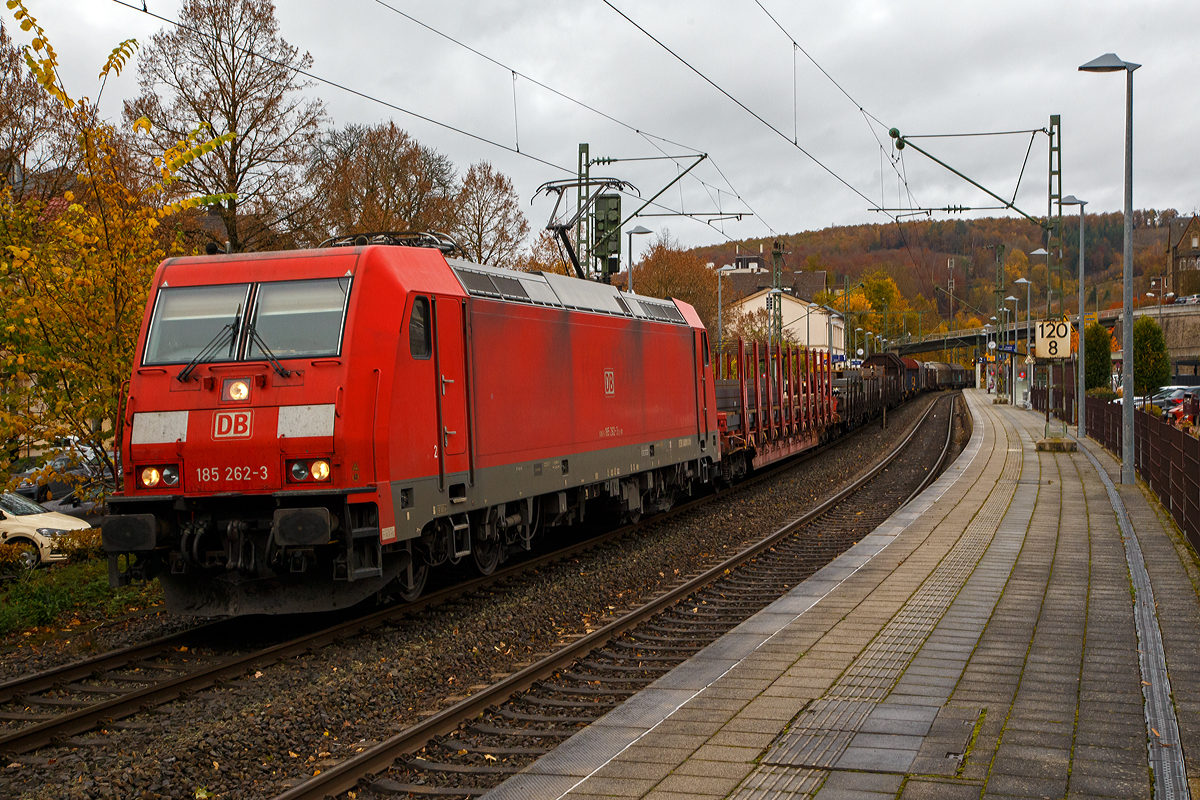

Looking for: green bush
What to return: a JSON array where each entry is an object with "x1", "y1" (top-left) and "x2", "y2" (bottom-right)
[
  {"x1": 0, "y1": 559, "x2": 162, "y2": 636},
  {"x1": 58, "y1": 528, "x2": 104, "y2": 563},
  {"x1": 1133, "y1": 316, "x2": 1170, "y2": 396},
  {"x1": 1086, "y1": 387, "x2": 1118, "y2": 402},
  {"x1": 1084, "y1": 323, "x2": 1114, "y2": 391}
]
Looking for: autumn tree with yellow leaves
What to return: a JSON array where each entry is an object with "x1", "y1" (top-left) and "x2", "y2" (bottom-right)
[{"x1": 1, "y1": 1, "x2": 233, "y2": 494}]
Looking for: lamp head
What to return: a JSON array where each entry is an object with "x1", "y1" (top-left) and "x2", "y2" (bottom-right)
[
  {"x1": 1014, "y1": 277, "x2": 1030, "y2": 285},
  {"x1": 629, "y1": 226, "x2": 653, "y2": 235},
  {"x1": 1079, "y1": 53, "x2": 1140, "y2": 72},
  {"x1": 1030, "y1": 248, "x2": 1048, "y2": 257},
  {"x1": 1061, "y1": 194, "x2": 1088, "y2": 206}
]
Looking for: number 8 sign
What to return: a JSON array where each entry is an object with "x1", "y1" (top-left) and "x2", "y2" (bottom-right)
[{"x1": 1035, "y1": 320, "x2": 1073, "y2": 359}]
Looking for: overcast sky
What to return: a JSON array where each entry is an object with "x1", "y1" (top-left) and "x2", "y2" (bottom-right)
[{"x1": 22, "y1": 0, "x2": 1200, "y2": 258}]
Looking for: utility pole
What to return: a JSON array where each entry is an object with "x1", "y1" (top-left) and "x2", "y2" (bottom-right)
[
  {"x1": 771, "y1": 240, "x2": 785, "y2": 346},
  {"x1": 576, "y1": 144, "x2": 590, "y2": 276},
  {"x1": 946, "y1": 258, "x2": 955, "y2": 361},
  {"x1": 1047, "y1": 115, "x2": 1063, "y2": 317}
]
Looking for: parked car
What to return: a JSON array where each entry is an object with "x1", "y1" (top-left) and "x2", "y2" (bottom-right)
[
  {"x1": 0, "y1": 491, "x2": 92, "y2": 569},
  {"x1": 1152, "y1": 388, "x2": 1192, "y2": 410},
  {"x1": 15, "y1": 449, "x2": 114, "y2": 503},
  {"x1": 40, "y1": 482, "x2": 108, "y2": 526}
]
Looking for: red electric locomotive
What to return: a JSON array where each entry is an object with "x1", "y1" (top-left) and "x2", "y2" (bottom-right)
[{"x1": 102, "y1": 233, "x2": 722, "y2": 615}]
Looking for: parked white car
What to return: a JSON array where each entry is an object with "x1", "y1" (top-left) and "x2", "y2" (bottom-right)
[{"x1": 0, "y1": 492, "x2": 92, "y2": 569}]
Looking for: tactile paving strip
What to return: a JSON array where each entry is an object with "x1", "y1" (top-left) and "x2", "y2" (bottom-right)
[
  {"x1": 731, "y1": 765, "x2": 824, "y2": 800},
  {"x1": 763, "y1": 413, "x2": 1023, "y2": 770}
]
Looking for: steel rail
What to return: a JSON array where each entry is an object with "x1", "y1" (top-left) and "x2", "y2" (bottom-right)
[
  {"x1": 272, "y1": 394, "x2": 955, "y2": 800},
  {"x1": 0, "y1": 395, "x2": 933, "y2": 762},
  {"x1": 0, "y1": 619, "x2": 230, "y2": 706},
  {"x1": 901, "y1": 394, "x2": 958, "y2": 507}
]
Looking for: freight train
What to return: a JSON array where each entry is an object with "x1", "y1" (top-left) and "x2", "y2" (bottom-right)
[{"x1": 101, "y1": 233, "x2": 958, "y2": 616}]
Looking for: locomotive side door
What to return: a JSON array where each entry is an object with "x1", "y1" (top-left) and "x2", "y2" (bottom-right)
[
  {"x1": 697, "y1": 331, "x2": 711, "y2": 443},
  {"x1": 434, "y1": 297, "x2": 469, "y2": 478}
]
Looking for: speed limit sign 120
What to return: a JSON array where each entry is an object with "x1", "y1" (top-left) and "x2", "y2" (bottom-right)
[{"x1": 1035, "y1": 320, "x2": 1073, "y2": 359}]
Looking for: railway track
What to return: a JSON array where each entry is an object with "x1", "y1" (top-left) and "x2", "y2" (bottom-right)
[
  {"x1": 0, "y1": 395, "x2": 941, "y2": 763},
  {"x1": 273, "y1": 392, "x2": 961, "y2": 800}
]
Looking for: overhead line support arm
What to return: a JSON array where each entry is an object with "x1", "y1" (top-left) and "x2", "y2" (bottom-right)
[{"x1": 888, "y1": 129, "x2": 1045, "y2": 229}]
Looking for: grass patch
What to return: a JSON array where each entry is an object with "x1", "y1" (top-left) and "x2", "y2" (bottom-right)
[{"x1": 0, "y1": 559, "x2": 162, "y2": 636}]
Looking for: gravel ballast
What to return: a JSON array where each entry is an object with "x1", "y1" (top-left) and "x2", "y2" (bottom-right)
[{"x1": 0, "y1": 394, "x2": 948, "y2": 799}]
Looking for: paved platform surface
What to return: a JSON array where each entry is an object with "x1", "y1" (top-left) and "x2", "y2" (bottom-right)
[{"x1": 481, "y1": 389, "x2": 1200, "y2": 800}]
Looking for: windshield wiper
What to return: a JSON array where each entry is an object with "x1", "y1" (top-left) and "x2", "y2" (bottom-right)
[
  {"x1": 246, "y1": 323, "x2": 291, "y2": 378},
  {"x1": 176, "y1": 304, "x2": 241, "y2": 383}
]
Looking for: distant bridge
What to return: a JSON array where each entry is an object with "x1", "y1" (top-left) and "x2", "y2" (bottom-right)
[{"x1": 887, "y1": 304, "x2": 1200, "y2": 365}]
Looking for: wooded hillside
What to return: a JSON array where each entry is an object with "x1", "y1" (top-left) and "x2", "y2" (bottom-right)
[{"x1": 694, "y1": 211, "x2": 1175, "y2": 325}]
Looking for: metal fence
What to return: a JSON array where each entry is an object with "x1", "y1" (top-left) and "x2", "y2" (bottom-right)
[
  {"x1": 1029, "y1": 362, "x2": 1077, "y2": 425},
  {"x1": 1078, "y1": 397, "x2": 1200, "y2": 551}
]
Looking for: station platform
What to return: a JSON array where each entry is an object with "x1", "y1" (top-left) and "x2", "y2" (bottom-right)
[{"x1": 481, "y1": 389, "x2": 1200, "y2": 800}]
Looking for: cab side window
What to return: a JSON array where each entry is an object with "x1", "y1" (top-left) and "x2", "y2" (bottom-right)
[{"x1": 409, "y1": 297, "x2": 431, "y2": 359}]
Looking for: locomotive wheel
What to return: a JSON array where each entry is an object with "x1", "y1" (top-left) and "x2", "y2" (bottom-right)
[
  {"x1": 398, "y1": 562, "x2": 429, "y2": 602},
  {"x1": 473, "y1": 535, "x2": 502, "y2": 576}
]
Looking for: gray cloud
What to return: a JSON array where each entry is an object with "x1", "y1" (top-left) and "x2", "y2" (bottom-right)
[{"x1": 26, "y1": 0, "x2": 1200, "y2": 256}]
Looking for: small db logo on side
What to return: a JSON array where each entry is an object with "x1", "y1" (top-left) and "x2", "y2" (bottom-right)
[
  {"x1": 603, "y1": 369, "x2": 615, "y2": 397},
  {"x1": 213, "y1": 410, "x2": 253, "y2": 439}
]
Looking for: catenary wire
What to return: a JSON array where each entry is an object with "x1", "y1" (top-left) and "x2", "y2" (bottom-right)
[
  {"x1": 107, "y1": 0, "x2": 765, "y2": 238},
  {"x1": 364, "y1": 0, "x2": 770, "y2": 231},
  {"x1": 108, "y1": 0, "x2": 572, "y2": 174},
  {"x1": 602, "y1": 0, "x2": 885, "y2": 217}
]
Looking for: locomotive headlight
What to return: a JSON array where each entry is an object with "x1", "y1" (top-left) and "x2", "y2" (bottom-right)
[
  {"x1": 223, "y1": 378, "x2": 251, "y2": 402},
  {"x1": 161, "y1": 465, "x2": 180, "y2": 486},
  {"x1": 141, "y1": 467, "x2": 162, "y2": 487},
  {"x1": 310, "y1": 460, "x2": 331, "y2": 481},
  {"x1": 290, "y1": 461, "x2": 309, "y2": 482}
]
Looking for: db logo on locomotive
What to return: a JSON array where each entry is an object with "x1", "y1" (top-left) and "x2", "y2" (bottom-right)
[{"x1": 213, "y1": 410, "x2": 253, "y2": 439}]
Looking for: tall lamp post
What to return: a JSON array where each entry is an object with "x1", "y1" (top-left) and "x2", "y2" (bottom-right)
[
  {"x1": 805, "y1": 303, "x2": 820, "y2": 351},
  {"x1": 1081, "y1": 52, "x2": 1139, "y2": 485},
  {"x1": 626, "y1": 225, "x2": 652, "y2": 294},
  {"x1": 1061, "y1": 196, "x2": 1087, "y2": 436},
  {"x1": 1006, "y1": 296, "x2": 1018, "y2": 404},
  {"x1": 717, "y1": 265, "x2": 735, "y2": 353},
  {"x1": 990, "y1": 316, "x2": 998, "y2": 392},
  {"x1": 1030, "y1": 247, "x2": 1050, "y2": 316},
  {"x1": 1148, "y1": 278, "x2": 1172, "y2": 327},
  {"x1": 1014, "y1": 276, "x2": 1032, "y2": 353}
]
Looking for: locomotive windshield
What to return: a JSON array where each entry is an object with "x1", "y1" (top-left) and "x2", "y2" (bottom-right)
[
  {"x1": 143, "y1": 283, "x2": 251, "y2": 365},
  {"x1": 247, "y1": 278, "x2": 350, "y2": 358},
  {"x1": 142, "y1": 277, "x2": 350, "y2": 365}
]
